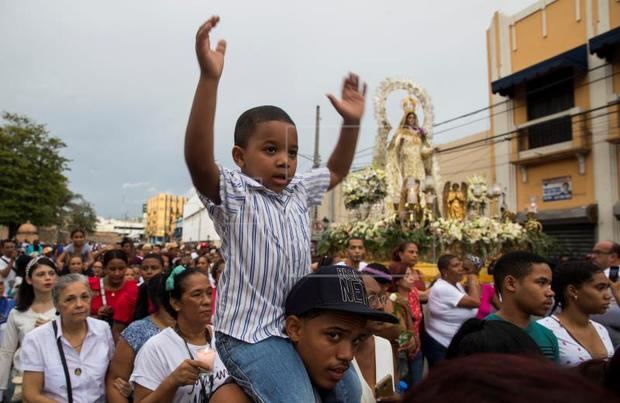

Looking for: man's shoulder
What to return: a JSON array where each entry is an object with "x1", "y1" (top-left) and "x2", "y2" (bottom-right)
[{"x1": 528, "y1": 320, "x2": 557, "y2": 340}]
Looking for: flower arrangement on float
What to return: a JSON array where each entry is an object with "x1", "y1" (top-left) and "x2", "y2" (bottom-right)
[{"x1": 342, "y1": 166, "x2": 387, "y2": 211}]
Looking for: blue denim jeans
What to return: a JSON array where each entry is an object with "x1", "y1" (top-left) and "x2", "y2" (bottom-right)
[
  {"x1": 421, "y1": 330, "x2": 447, "y2": 369},
  {"x1": 215, "y1": 332, "x2": 361, "y2": 403},
  {"x1": 408, "y1": 350, "x2": 425, "y2": 387}
]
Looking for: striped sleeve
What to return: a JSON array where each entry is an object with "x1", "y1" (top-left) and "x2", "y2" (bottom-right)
[
  {"x1": 198, "y1": 165, "x2": 247, "y2": 220},
  {"x1": 302, "y1": 167, "x2": 331, "y2": 207}
]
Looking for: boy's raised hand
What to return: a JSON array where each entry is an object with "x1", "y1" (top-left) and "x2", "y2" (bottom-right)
[
  {"x1": 327, "y1": 73, "x2": 367, "y2": 123},
  {"x1": 196, "y1": 16, "x2": 227, "y2": 80}
]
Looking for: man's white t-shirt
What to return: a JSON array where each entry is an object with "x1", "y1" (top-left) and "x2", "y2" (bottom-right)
[
  {"x1": 336, "y1": 261, "x2": 368, "y2": 271},
  {"x1": 131, "y1": 327, "x2": 229, "y2": 403},
  {"x1": 0, "y1": 257, "x2": 15, "y2": 296},
  {"x1": 425, "y1": 278, "x2": 477, "y2": 347}
]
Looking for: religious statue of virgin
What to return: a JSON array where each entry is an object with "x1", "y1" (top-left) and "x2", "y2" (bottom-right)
[{"x1": 385, "y1": 97, "x2": 433, "y2": 207}]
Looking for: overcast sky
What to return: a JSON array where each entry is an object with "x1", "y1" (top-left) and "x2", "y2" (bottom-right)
[{"x1": 0, "y1": 0, "x2": 532, "y2": 218}]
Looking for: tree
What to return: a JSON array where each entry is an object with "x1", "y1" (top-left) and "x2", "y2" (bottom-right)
[
  {"x1": 0, "y1": 113, "x2": 71, "y2": 237},
  {"x1": 59, "y1": 193, "x2": 98, "y2": 234}
]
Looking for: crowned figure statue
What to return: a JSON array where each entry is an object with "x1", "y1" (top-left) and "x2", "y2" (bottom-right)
[{"x1": 385, "y1": 96, "x2": 434, "y2": 211}]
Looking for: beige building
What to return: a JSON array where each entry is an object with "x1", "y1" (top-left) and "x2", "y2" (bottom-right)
[
  {"x1": 487, "y1": 0, "x2": 620, "y2": 254},
  {"x1": 145, "y1": 193, "x2": 187, "y2": 243}
]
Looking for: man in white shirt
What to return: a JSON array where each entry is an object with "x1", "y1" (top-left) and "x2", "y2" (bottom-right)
[
  {"x1": 337, "y1": 238, "x2": 368, "y2": 271},
  {"x1": 590, "y1": 240, "x2": 620, "y2": 348},
  {"x1": 0, "y1": 240, "x2": 17, "y2": 297}
]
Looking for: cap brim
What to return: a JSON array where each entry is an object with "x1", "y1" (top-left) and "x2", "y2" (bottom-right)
[{"x1": 316, "y1": 303, "x2": 399, "y2": 324}]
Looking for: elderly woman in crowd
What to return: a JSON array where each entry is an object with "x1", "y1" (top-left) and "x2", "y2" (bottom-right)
[
  {"x1": 423, "y1": 254, "x2": 480, "y2": 368},
  {"x1": 538, "y1": 260, "x2": 615, "y2": 366},
  {"x1": 0, "y1": 256, "x2": 57, "y2": 402},
  {"x1": 130, "y1": 267, "x2": 241, "y2": 402},
  {"x1": 21, "y1": 273, "x2": 114, "y2": 402}
]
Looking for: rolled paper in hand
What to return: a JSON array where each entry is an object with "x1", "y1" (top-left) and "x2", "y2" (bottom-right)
[{"x1": 196, "y1": 346, "x2": 216, "y2": 373}]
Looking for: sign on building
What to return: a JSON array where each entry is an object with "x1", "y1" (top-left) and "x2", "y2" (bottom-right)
[{"x1": 543, "y1": 176, "x2": 572, "y2": 202}]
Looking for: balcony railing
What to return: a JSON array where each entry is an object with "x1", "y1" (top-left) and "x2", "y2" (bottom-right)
[
  {"x1": 512, "y1": 107, "x2": 589, "y2": 166},
  {"x1": 516, "y1": 108, "x2": 581, "y2": 151}
]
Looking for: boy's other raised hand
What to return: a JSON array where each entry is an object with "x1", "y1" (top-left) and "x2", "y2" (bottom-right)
[
  {"x1": 327, "y1": 73, "x2": 367, "y2": 123},
  {"x1": 196, "y1": 16, "x2": 227, "y2": 80}
]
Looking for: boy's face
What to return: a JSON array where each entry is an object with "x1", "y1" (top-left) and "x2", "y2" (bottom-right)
[
  {"x1": 233, "y1": 121, "x2": 298, "y2": 193},
  {"x1": 512, "y1": 263, "x2": 554, "y2": 317},
  {"x1": 286, "y1": 311, "x2": 369, "y2": 391}
]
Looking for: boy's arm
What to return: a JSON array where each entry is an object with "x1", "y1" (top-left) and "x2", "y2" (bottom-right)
[
  {"x1": 326, "y1": 73, "x2": 367, "y2": 190},
  {"x1": 185, "y1": 16, "x2": 227, "y2": 203}
]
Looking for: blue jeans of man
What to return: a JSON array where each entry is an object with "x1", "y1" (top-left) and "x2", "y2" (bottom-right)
[{"x1": 215, "y1": 332, "x2": 362, "y2": 403}]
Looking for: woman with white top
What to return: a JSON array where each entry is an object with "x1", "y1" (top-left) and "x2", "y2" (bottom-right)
[
  {"x1": 423, "y1": 254, "x2": 480, "y2": 368},
  {"x1": 0, "y1": 256, "x2": 57, "y2": 402},
  {"x1": 21, "y1": 273, "x2": 114, "y2": 402},
  {"x1": 538, "y1": 260, "x2": 614, "y2": 366},
  {"x1": 131, "y1": 266, "x2": 245, "y2": 403}
]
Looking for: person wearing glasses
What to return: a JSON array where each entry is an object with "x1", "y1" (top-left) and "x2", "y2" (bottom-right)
[
  {"x1": 590, "y1": 241, "x2": 620, "y2": 348},
  {"x1": 21, "y1": 273, "x2": 114, "y2": 403},
  {"x1": 352, "y1": 272, "x2": 396, "y2": 402}
]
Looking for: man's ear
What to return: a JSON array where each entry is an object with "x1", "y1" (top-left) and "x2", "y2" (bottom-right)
[
  {"x1": 503, "y1": 275, "x2": 518, "y2": 293},
  {"x1": 285, "y1": 316, "x2": 303, "y2": 343},
  {"x1": 232, "y1": 146, "x2": 245, "y2": 168}
]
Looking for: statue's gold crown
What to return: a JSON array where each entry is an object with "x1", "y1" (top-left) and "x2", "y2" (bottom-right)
[{"x1": 401, "y1": 96, "x2": 417, "y2": 113}]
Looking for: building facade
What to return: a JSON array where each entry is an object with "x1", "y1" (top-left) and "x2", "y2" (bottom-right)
[
  {"x1": 96, "y1": 217, "x2": 145, "y2": 240},
  {"x1": 488, "y1": 0, "x2": 620, "y2": 254},
  {"x1": 145, "y1": 193, "x2": 187, "y2": 243},
  {"x1": 181, "y1": 189, "x2": 220, "y2": 244}
]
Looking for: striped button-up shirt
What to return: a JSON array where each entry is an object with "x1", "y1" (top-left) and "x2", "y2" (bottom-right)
[{"x1": 200, "y1": 165, "x2": 330, "y2": 343}]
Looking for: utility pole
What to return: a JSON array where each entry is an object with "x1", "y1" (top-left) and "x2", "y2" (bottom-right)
[
  {"x1": 313, "y1": 105, "x2": 321, "y2": 169},
  {"x1": 312, "y1": 106, "x2": 321, "y2": 227}
]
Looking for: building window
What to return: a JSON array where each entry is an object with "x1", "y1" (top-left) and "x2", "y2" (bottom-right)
[
  {"x1": 521, "y1": 68, "x2": 575, "y2": 149},
  {"x1": 526, "y1": 68, "x2": 574, "y2": 120}
]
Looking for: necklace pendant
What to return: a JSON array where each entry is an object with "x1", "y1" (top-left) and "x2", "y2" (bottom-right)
[{"x1": 74, "y1": 368, "x2": 82, "y2": 376}]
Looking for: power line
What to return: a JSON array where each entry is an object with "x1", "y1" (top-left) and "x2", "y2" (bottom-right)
[{"x1": 432, "y1": 63, "x2": 609, "y2": 129}]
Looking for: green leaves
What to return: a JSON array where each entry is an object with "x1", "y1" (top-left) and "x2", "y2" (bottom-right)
[{"x1": 0, "y1": 112, "x2": 90, "y2": 237}]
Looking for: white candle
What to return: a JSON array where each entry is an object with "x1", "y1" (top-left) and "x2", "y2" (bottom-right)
[{"x1": 196, "y1": 347, "x2": 216, "y2": 373}]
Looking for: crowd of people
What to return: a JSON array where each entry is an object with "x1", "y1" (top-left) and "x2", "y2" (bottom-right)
[
  {"x1": 1, "y1": 232, "x2": 620, "y2": 402},
  {"x1": 1, "y1": 15, "x2": 620, "y2": 402}
]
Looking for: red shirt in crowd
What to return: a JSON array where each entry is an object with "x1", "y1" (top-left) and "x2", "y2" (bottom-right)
[{"x1": 88, "y1": 277, "x2": 139, "y2": 324}]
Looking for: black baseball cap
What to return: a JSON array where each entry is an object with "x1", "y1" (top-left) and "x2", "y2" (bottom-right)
[{"x1": 285, "y1": 265, "x2": 398, "y2": 323}]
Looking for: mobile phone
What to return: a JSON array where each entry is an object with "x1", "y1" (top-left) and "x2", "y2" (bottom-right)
[
  {"x1": 610, "y1": 266, "x2": 619, "y2": 283},
  {"x1": 375, "y1": 374, "x2": 394, "y2": 399}
]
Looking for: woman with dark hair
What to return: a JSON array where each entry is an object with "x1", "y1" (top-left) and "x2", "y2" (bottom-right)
[
  {"x1": 538, "y1": 260, "x2": 614, "y2": 366},
  {"x1": 446, "y1": 318, "x2": 542, "y2": 359},
  {"x1": 404, "y1": 354, "x2": 617, "y2": 403},
  {"x1": 392, "y1": 242, "x2": 427, "y2": 297},
  {"x1": 57, "y1": 229, "x2": 94, "y2": 269},
  {"x1": 388, "y1": 262, "x2": 420, "y2": 388},
  {"x1": 195, "y1": 255, "x2": 210, "y2": 275},
  {"x1": 130, "y1": 267, "x2": 240, "y2": 402},
  {"x1": 106, "y1": 273, "x2": 175, "y2": 403},
  {"x1": 0, "y1": 257, "x2": 57, "y2": 401},
  {"x1": 423, "y1": 254, "x2": 480, "y2": 368},
  {"x1": 132, "y1": 253, "x2": 165, "y2": 321},
  {"x1": 88, "y1": 250, "x2": 138, "y2": 341}
]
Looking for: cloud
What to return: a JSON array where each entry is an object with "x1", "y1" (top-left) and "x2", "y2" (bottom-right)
[{"x1": 122, "y1": 182, "x2": 150, "y2": 189}]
